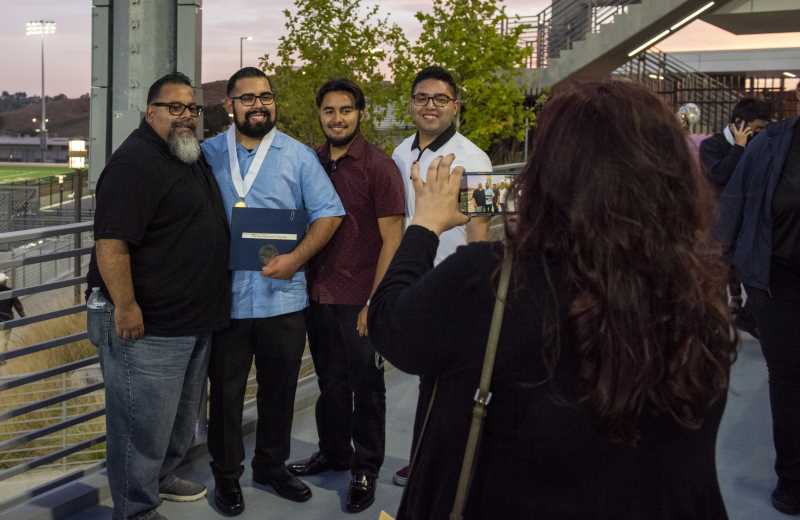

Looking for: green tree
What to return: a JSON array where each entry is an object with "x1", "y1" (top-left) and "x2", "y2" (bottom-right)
[
  {"x1": 391, "y1": 0, "x2": 532, "y2": 151},
  {"x1": 258, "y1": 0, "x2": 408, "y2": 148}
]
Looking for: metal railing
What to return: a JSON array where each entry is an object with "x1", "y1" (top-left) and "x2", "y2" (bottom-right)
[
  {"x1": 0, "y1": 222, "x2": 101, "y2": 511},
  {"x1": 0, "y1": 161, "x2": 524, "y2": 513},
  {"x1": 615, "y1": 48, "x2": 741, "y2": 133},
  {"x1": 502, "y1": 0, "x2": 641, "y2": 70},
  {"x1": 500, "y1": 2, "x2": 741, "y2": 131},
  {"x1": 0, "y1": 171, "x2": 91, "y2": 233}
]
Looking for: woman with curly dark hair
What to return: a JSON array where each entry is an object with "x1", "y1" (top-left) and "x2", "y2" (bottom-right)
[{"x1": 368, "y1": 80, "x2": 738, "y2": 519}]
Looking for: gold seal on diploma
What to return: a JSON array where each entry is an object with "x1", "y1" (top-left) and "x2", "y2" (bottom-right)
[{"x1": 234, "y1": 198, "x2": 247, "y2": 208}]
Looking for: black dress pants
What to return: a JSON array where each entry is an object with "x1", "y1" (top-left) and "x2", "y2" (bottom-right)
[
  {"x1": 747, "y1": 286, "x2": 800, "y2": 483},
  {"x1": 207, "y1": 312, "x2": 306, "y2": 479},
  {"x1": 307, "y1": 303, "x2": 386, "y2": 477}
]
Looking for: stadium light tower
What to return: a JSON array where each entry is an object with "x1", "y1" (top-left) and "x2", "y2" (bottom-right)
[
  {"x1": 26, "y1": 20, "x2": 56, "y2": 163},
  {"x1": 240, "y1": 36, "x2": 252, "y2": 68}
]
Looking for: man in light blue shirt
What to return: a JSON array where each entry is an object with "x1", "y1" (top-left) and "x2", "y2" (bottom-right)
[{"x1": 201, "y1": 67, "x2": 344, "y2": 516}]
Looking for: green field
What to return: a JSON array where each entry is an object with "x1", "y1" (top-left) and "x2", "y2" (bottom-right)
[{"x1": 0, "y1": 164, "x2": 74, "y2": 184}]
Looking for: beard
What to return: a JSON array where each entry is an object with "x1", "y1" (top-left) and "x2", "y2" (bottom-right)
[
  {"x1": 235, "y1": 108, "x2": 276, "y2": 139},
  {"x1": 168, "y1": 123, "x2": 201, "y2": 164},
  {"x1": 322, "y1": 118, "x2": 360, "y2": 148}
]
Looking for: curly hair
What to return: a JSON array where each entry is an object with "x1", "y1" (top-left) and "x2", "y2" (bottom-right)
[{"x1": 511, "y1": 80, "x2": 737, "y2": 444}]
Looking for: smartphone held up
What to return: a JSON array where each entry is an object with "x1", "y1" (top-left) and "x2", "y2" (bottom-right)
[{"x1": 459, "y1": 172, "x2": 519, "y2": 217}]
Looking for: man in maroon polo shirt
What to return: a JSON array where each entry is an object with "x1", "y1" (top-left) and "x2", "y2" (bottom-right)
[{"x1": 287, "y1": 78, "x2": 405, "y2": 513}]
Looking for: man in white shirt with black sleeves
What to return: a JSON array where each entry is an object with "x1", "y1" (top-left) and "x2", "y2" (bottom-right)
[{"x1": 390, "y1": 65, "x2": 493, "y2": 485}]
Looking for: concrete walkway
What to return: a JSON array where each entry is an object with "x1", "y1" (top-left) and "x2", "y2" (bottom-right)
[{"x1": 70, "y1": 334, "x2": 788, "y2": 519}]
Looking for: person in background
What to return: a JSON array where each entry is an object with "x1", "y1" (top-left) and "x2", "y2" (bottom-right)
[
  {"x1": 390, "y1": 65, "x2": 493, "y2": 486},
  {"x1": 700, "y1": 97, "x2": 771, "y2": 339},
  {"x1": 701, "y1": 97, "x2": 771, "y2": 191},
  {"x1": 0, "y1": 273, "x2": 24, "y2": 364},
  {"x1": 497, "y1": 182, "x2": 509, "y2": 214},
  {"x1": 484, "y1": 183, "x2": 495, "y2": 214},
  {"x1": 370, "y1": 80, "x2": 736, "y2": 519},
  {"x1": 718, "y1": 109, "x2": 800, "y2": 515},
  {"x1": 472, "y1": 182, "x2": 486, "y2": 213}
]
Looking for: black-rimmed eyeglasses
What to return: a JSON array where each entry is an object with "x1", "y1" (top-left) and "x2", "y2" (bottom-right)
[
  {"x1": 412, "y1": 93, "x2": 456, "y2": 108},
  {"x1": 151, "y1": 102, "x2": 203, "y2": 116},
  {"x1": 230, "y1": 93, "x2": 276, "y2": 106}
]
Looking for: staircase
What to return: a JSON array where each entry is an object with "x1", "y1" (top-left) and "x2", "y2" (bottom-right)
[{"x1": 507, "y1": 0, "x2": 730, "y2": 90}]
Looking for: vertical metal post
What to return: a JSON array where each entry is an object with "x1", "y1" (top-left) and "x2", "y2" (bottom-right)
[
  {"x1": 524, "y1": 114, "x2": 530, "y2": 164},
  {"x1": 73, "y1": 170, "x2": 83, "y2": 304},
  {"x1": 40, "y1": 35, "x2": 47, "y2": 163}
]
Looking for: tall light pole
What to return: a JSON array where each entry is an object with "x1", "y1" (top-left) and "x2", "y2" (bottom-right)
[
  {"x1": 239, "y1": 36, "x2": 252, "y2": 69},
  {"x1": 26, "y1": 20, "x2": 56, "y2": 163}
]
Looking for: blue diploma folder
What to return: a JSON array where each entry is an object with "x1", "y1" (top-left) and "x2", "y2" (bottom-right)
[{"x1": 229, "y1": 207, "x2": 309, "y2": 271}]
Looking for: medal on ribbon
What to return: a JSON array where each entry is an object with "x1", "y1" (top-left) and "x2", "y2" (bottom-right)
[{"x1": 226, "y1": 125, "x2": 276, "y2": 208}]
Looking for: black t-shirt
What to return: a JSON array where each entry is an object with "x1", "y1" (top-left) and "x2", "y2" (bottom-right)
[
  {"x1": 86, "y1": 121, "x2": 230, "y2": 336},
  {"x1": 772, "y1": 124, "x2": 800, "y2": 271}
]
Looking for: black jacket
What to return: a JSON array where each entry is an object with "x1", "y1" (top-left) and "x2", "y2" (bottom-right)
[
  {"x1": 717, "y1": 118, "x2": 800, "y2": 292},
  {"x1": 369, "y1": 226, "x2": 728, "y2": 520},
  {"x1": 700, "y1": 131, "x2": 745, "y2": 191}
]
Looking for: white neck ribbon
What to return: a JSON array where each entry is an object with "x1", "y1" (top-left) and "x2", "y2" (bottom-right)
[{"x1": 226, "y1": 125, "x2": 276, "y2": 200}]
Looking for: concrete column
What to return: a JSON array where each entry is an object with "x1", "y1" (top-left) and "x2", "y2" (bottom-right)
[{"x1": 89, "y1": 0, "x2": 203, "y2": 185}]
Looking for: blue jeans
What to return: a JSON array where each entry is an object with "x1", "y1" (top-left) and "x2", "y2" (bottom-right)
[{"x1": 87, "y1": 298, "x2": 211, "y2": 520}]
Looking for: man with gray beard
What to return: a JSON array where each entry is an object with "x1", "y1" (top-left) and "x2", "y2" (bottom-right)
[{"x1": 86, "y1": 72, "x2": 230, "y2": 520}]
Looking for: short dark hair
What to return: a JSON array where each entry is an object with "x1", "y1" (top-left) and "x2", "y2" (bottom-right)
[
  {"x1": 315, "y1": 78, "x2": 366, "y2": 111},
  {"x1": 147, "y1": 72, "x2": 193, "y2": 104},
  {"x1": 731, "y1": 97, "x2": 771, "y2": 123},
  {"x1": 411, "y1": 66, "x2": 458, "y2": 99},
  {"x1": 227, "y1": 67, "x2": 271, "y2": 96}
]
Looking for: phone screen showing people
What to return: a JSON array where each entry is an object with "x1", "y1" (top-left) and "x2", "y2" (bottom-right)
[{"x1": 459, "y1": 172, "x2": 518, "y2": 216}]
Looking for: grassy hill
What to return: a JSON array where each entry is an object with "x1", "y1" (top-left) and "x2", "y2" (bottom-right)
[
  {"x1": 0, "y1": 81, "x2": 229, "y2": 139},
  {"x1": 0, "y1": 97, "x2": 90, "y2": 138}
]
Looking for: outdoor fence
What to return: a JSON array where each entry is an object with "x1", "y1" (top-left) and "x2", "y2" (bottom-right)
[
  {"x1": 0, "y1": 165, "x2": 524, "y2": 514},
  {"x1": 0, "y1": 220, "x2": 318, "y2": 513},
  {"x1": 615, "y1": 48, "x2": 742, "y2": 134},
  {"x1": 0, "y1": 171, "x2": 92, "y2": 234}
]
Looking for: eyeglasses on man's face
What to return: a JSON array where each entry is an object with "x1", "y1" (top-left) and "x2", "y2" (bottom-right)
[
  {"x1": 151, "y1": 102, "x2": 203, "y2": 117},
  {"x1": 230, "y1": 93, "x2": 276, "y2": 107},
  {"x1": 412, "y1": 93, "x2": 456, "y2": 108}
]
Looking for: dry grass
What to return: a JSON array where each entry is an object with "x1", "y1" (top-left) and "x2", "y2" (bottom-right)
[
  {"x1": 0, "y1": 285, "x2": 317, "y2": 472},
  {"x1": 0, "y1": 285, "x2": 103, "y2": 470}
]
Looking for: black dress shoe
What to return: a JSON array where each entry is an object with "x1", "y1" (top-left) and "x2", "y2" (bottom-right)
[
  {"x1": 288, "y1": 451, "x2": 350, "y2": 476},
  {"x1": 772, "y1": 479, "x2": 800, "y2": 514},
  {"x1": 346, "y1": 473, "x2": 376, "y2": 513},
  {"x1": 214, "y1": 477, "x2": 244, "y2": 516},
  {"x1": 253, "y1": 466, "x2": 312, "y2": 503}
]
